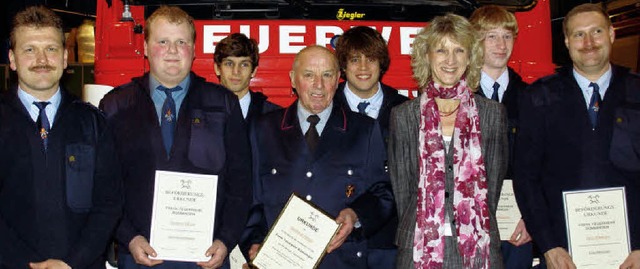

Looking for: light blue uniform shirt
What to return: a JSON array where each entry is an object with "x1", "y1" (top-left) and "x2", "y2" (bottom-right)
[
  {"x1": 149, "y1": 75, "x2": 190, "y2": 124},
  {"x1": 18, "y1": 87, "x2": 62, "y2": 128},
  {"x1": 239, "y1": 92, "x2": 252, "y2": 119},
  {"x1": 343, "y1": 82, "x2": 384, "y2": 119},
  {"x1": 573, "y1": 66, "x2": 611, "y2": 108},
  {"x1": 298, "y1": 102, "x2": 333, "y2": 135},
  {"x1": 480, "y1": 70, "x2": 509, "y2": 103}
]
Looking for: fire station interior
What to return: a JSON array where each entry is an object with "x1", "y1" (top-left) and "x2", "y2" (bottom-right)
[{"x1": 0, "y1": 0, "x2": 638, "y2": 96}]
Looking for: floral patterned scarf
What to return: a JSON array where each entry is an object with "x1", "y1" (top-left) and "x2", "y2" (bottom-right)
[{"x1": 413, "y1": 78, "x2": 490, "y2": 268}]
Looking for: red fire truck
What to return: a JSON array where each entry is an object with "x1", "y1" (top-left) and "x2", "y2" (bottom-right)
[{"x1": 95, "y1": 0, "x2": 556, "y2": 106}]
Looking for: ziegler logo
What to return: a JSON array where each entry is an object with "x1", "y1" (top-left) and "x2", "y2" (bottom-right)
[{"x1": 336, "y1": 8, "x2": 365, "y2": 20}]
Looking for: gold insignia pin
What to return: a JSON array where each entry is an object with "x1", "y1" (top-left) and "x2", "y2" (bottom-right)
[
  {"x1": 346, "y1": 184, "x2": 355, "y2": 198},
  {"x1": 616, "y1": 117, "x2": 623, "y2": 123},
  {"x1": 193, "y1": 118, "x2": 201, "y2": 124},
  {"x1": 69, "y1": 155, "x2": 76, "y2": 162}
]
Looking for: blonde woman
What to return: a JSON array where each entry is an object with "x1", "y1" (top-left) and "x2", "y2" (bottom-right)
[{"x1": 389, "y1": 14, "x2": 507, "y2": 269}]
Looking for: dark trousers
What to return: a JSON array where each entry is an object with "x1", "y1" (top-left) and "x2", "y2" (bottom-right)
[
  {"x1": 501, "y1": 241, "x2": 533, "y2": 269},
  {"x1": 367, "y1": 248, "x2": 397, "y2": 269}
]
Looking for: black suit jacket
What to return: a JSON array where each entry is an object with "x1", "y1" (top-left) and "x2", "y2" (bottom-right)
[
  {"x1": 238, "y1": 90, "x2": 279, "y2": 258},
  {"x1": 245, "y1": 91, "x2": 280, "y2": 123},
  {"x1": 335, "y1": 82, "x2": 408, "y2": 146},
  {"x1": 477, "y1": 67, "x2": 528, "y2": 178},
  {"x1": 514, "y1": 65, "x2": 640, "y2": 253},
  {"x1": 335, "y1": 82, "x2": 407, "y2": 249},
  {"x1": 100, "y1": 72, "x2": 252, "y2": 252},
  {"x1": 0, "y1": 88, "x2": 122, "y2": 268}
]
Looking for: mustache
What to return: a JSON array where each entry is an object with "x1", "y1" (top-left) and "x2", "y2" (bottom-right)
[
  {"x1": 29, "y1": 65, "x2": 56, "y2": 72},
  {"x1": 578, "y1": 45, "x2": 601, "y2": 53}
]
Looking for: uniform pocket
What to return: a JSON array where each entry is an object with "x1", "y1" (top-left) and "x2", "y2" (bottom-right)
[
  {"x1": 66, "y1": 143, "x2": 95, "y2": 213},
  {"x1": 610, "y1": 107, "x2": 640, "y2": 171},
  {"x1": 189, "y1": 109, "x2": 226, "y2": 172}
]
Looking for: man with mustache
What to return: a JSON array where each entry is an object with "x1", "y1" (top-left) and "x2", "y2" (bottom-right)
[
  {"x1": 100, "y1": 5, "x2": 251, "y2": 269},
  {"x1": 514, "y1": 3, "x2": 640, "y2": 269},
  {"x1": 0, "y1": 6, "x2": 122, "y2": 268}
]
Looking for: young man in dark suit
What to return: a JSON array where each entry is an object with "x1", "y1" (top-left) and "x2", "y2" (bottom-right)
[
  {"x1": 214, "y1": 33, "x2": 280, "y2": 123},
  {"x1": 470, "y1": 5, "x2": 533, "y2": 269},
  {"x1": 0, "y1": 6, "x2": 122, "y2": 268},
  {"x1": 100, "y1": 6, "x2": 251, "y2": 269},
  {"x1": 515, "y1": 3, "x2": 640, "y2": 268},
  {"x1": 334, "y1": 26, "x2": 408, "y2": 144},
  {"x1": 333, "y1": 25, "x2": 407, "y2": 268},
  {"x1": 214, "y1": 33, "x2": 280, "y2": 261}
]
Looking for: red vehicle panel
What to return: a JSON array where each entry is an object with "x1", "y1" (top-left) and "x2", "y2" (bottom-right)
[{"x1": 95, "y1": 0, "x2": 555, "y2": 107}]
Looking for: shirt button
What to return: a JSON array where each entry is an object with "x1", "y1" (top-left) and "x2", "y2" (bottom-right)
[
  {"x1": 356, "y1": 251, "x2": 362, "y2": 258},
  {"x1": 271, "y1": 168, "x2": 277, "y2": 175},
  {"x1": 306, "y1": 195, "x2": 312, "y2": 201},
  {"x1": 347, "y1": 169, "x2": 353, "y2": 176},
  {"x1": 447, "y1": 165, "x2": 453, "y2": 172},
  {"x1": 445, "y1": 192, "x2": 449, "y2": 198},
  {"x1": 306, "y1": 171, "x2": 313, "y2": 178}
]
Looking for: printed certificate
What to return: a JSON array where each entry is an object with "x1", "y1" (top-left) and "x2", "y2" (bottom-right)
[
  {"x1": 496, "y1": 179, "x2": 521, "y2": 240},
  {"x1": 150, "y1": 170, "x2": 218, "y2": 262},
  {"x1": 251, "y1": 194, "x2": 341, "y2": 269},
  {"x1": 229, "y1": 245, "x2": 247, "y2": 269},
  {"x1": 563, "y1": 187, "x2": 630, "y2": 269}
]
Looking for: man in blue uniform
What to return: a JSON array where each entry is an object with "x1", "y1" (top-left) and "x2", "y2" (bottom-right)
[
  {"x1": 515, "y1": 3, "x2": 640, "y2": 268},
  {"x1": 0, "y1": 6, "x2": 122, "y2": 268},
  {"x1": 243, "y1": 46, "x2": 394, "y2": 268},
  {"x1": 333, "y1": 25, "x2": 407, "y2": 268},
  {"x1": 100, "y1": 6, "x2": 251, "y2": 269},
  {"x1": 334, "y1": 26, "x2": 408, "y2": 144}
]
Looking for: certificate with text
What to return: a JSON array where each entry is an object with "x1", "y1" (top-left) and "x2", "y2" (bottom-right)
[
  {"x1": 229, "y1": 245, "x2": 247, "y2": 269},
  {"x1": 150, "y1": 170, "x2": 218, "y2": 262},
  {"x1": 251, "y1": 194, "x2": 341, "y2": 269},
  {"x1": 496, "y1": 179, "x2": 521, "y2": 240},
  {"x1": 563, "y1": 187, "x2": 630, "y2": 269}
]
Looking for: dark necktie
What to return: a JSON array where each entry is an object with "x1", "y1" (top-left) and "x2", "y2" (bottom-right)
[
  {"x1": 588, "y1": 82, "x2": 601, "y2": 129},
  {"x1": 34, "y1": 101, "x2": 51, "y2": 151},
  {"x1": 357, "y1": 101, "x2": 369, "y2": 115},
  {"x1": 305, "y1": 115, "x2": 320, "y2": 153},
  {"x1": 160, "y1": 85, "x2": 182, "y2": 158},
  {"x1": 491, "y1": 82, "x2": 500, "y2": 102}
]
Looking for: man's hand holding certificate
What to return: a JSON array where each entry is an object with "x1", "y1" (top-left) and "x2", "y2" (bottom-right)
[
  {"x1": 563, "y1": 187, "x2": 631, "y2": 269},
  {"x1": 250, "y1": 194, "x2": 344, "y2": 269},
  {"x1": 149, "y1": 171, "x2": 218, "y2": 262}
]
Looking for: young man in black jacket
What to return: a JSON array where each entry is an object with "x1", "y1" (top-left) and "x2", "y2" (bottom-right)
[{"x1": 214, "y1": 33, "x2": 280, "y2": 123}]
